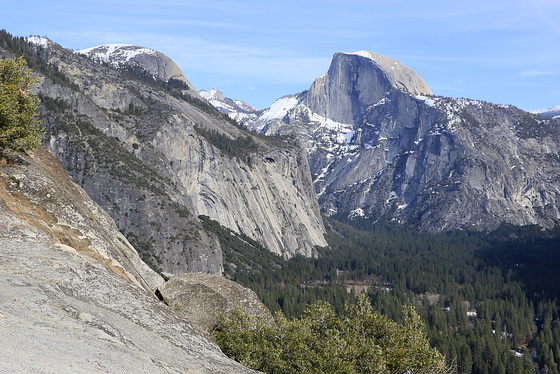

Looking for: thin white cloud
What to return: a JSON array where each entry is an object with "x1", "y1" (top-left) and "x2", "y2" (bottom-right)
[
  {"x1": 397, "y1": 54, "x2": 503, "y2": 64},
  {"x1": 128, "y1": 34, "x2": 332, "y2": 85},
  {"x1": 520, "y1": 70, "x2": 558, "y2": 77}
]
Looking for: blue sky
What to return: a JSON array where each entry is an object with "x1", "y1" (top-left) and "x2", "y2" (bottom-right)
[{"x1": 2, "y1": 0, "x2": 559, "y2": 111}]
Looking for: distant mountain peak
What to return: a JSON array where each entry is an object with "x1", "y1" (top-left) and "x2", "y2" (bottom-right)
[
  {"x1": 531, "y1": 104, "x2": 560, "y2": 119},
  {"x1": 77, "y1": 43, "x2": 201, "y2": 98},
  {"x1": 303, "y1": 51, "x2": 432, "y2": 125},
  {"x1": 199, "y1": 88, "x2": 260, "y2": 127},
  {"x1": 337, "y1": 51, "x2": 433, "y2": 97},
  {"x1": 200, "y1": 88, "x2": 258, "y2": 112},
  {"x1": 200, "y1": 88, "x2": 226, "y2": 102}
]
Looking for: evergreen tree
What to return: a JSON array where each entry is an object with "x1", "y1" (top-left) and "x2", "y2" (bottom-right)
[
  {"x1": 0, "y1": 56, "x2": 43, "y2": 152},
  {"x1": 212, "y1": 294, "x2": 453, "y2": 374}
]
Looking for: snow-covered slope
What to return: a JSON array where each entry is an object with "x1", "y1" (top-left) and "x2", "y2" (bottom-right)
[
  {"x1": 77, "y1": 44, "x2": 158, "y2": 65},
  {"x1": 199, "y1": 88, "x2": 260, "y2": 127},
  {"x1": 258, "y1": 95, "x2": 300, "y2": 123},
  {"x1": 26, "y1": 36, "x2": 51, "y2": 48},
  {"x1": 200, "y1": 88, "x2": 257, "y2": 113},
  {"x1": 77, "y1": 44, "x2": 201, "y2": 98},
  {"x1": 532, "y1": 105, "x2": 560, "y2": 119}
]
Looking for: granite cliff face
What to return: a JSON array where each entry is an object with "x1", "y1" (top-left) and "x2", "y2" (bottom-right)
[
  {"x1": 219, "y1": 51, "x2": 560, "y2": 232},
  {"x1": 305, "y1": 51, "x2": 432, "y2": 125},
  {"x1": 313, "y1": 93, "x2": 560, "y2": 231},
  {"x1": 0, "y1": 148, "x2": 259, "y2": 373},
  {"x1": 9, "y1": 36, "x2": 326, "y2": 274}
]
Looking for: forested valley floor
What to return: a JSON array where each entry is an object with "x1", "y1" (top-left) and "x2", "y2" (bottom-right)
[{"x1": 201, "y1": 215, "x2": 560, "y2": 374}]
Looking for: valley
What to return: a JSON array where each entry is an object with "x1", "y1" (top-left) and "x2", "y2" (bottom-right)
[
  {"x1": 214, "y1": 215, "x2": 560, "y2": 374},
  {"x1": 1, "y1": 28, "x2": 560, "y2": 373}
]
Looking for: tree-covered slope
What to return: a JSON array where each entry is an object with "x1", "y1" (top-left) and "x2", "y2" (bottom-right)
[{"x1": 216, "y1": 214, "x2": 560, "y2": 374}]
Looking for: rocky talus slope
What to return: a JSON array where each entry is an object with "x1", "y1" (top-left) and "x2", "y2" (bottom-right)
[
  {"x1": 1, "y1": 34, "x2": 327, "y2": 276},
  {"x1": 0, "y1": 147, "x2": 259, "y2": 373}
]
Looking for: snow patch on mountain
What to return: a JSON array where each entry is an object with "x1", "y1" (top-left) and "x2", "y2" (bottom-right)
[
  {"x1": 415, "y1": 95, "x2": 437, "y2": 107},
  {"x1": 200, "y1": 88, "x2": 260, "y2": 127},
  {"x1": 26, "y1": 36, "x2": 50, "y2": 48},
  {"x1": 347, "y1": 50, "x2": 401, "y2": 68},
  {"x1": 200, "y1": 88, "x2": 225, "y2": 101},
  {"x1": 76, "y1": 44, "x2": 157, "y2": 66},
  {"x1": 531, "y1": 105, "x2": 560, "y2": 119},
  {"x1": 201, "y1": 89, "x2": 257, "y2": 113},
  {"x1": 260, "y1": 95, "x2": 300, "y2": 122}
]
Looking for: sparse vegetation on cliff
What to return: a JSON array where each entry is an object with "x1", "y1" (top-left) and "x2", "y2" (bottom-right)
[
  {"x1": 194, "y1": 124, "x2": 260, "y2": 164},
  {"x1": 0, "y1": 30, "x2": 80, "y2": 91}
]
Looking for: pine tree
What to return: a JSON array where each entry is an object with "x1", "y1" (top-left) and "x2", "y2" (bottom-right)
[
  {"x1": 0, "y1": 56, "x2": 43, "y2": 152},
  {"x1": 212, "y1": 294, "x2": 453, "y2": 374}
]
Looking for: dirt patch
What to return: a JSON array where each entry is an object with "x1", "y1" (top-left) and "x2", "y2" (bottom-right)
[{"x1": 0, "y1": 147, "x2": 134, "y2": 283}]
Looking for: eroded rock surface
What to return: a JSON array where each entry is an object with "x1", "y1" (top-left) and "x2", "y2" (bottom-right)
[
  {"x1": 0, "y1": 149, "x2": 259, "y2": 373},
  {"x1": 11, "y1": 36, "x2": 326, "y2": 271}
]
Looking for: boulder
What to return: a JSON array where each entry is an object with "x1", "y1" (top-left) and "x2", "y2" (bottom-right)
[{"x1": 157, "y1": 273, "x2": 273, "y2": 331}]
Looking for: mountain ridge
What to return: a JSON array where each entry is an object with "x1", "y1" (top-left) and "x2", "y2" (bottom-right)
[
  {"x1": 1, "y1": 32, "x2": 327, "y2": 276},
  {"x1": 76, "y1": 43, "x2": 202, "y2": 98},
  {"x1": 203, "y1": 51, "x2": 560, "y2": 232},
  {"x1": 200, "y1": 88, "x2": 261, "y2": 127},
  {"x1": 532, "y1": 104, "x2": 560, "y2": 120}
]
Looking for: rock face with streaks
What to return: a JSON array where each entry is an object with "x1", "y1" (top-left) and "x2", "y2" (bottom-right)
[
  {"x1": 305, "y1": 51, "x2": 433, "y2": 125},
  {"x1": 0, "y1": 148, "x2": 259, "y2": 373},
  {"x1": 215, "y1": 51, "x2": 560, "y2": 232},
  {"x1": 2, "y1": 35, "x2": 327, "y2": 276},
  {"x1": 310, "y1": 93, "x2": 560, "y2": 231}
]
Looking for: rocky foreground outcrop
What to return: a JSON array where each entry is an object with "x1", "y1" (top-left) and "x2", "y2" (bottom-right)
[
  {"x1": 0, "y1": 147, "x2": 259, "y2": 373},
  {"x1": 158, "y1": 273, "x2": 273, "y2": 332}
]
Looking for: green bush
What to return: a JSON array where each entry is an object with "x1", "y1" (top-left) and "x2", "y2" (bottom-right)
[
  {"x1": 0, "y1": 56, "x2": 43, "y2": 152},
  {"x1": 212, "y1": 294, "x2": 453, "y2": 374}
]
